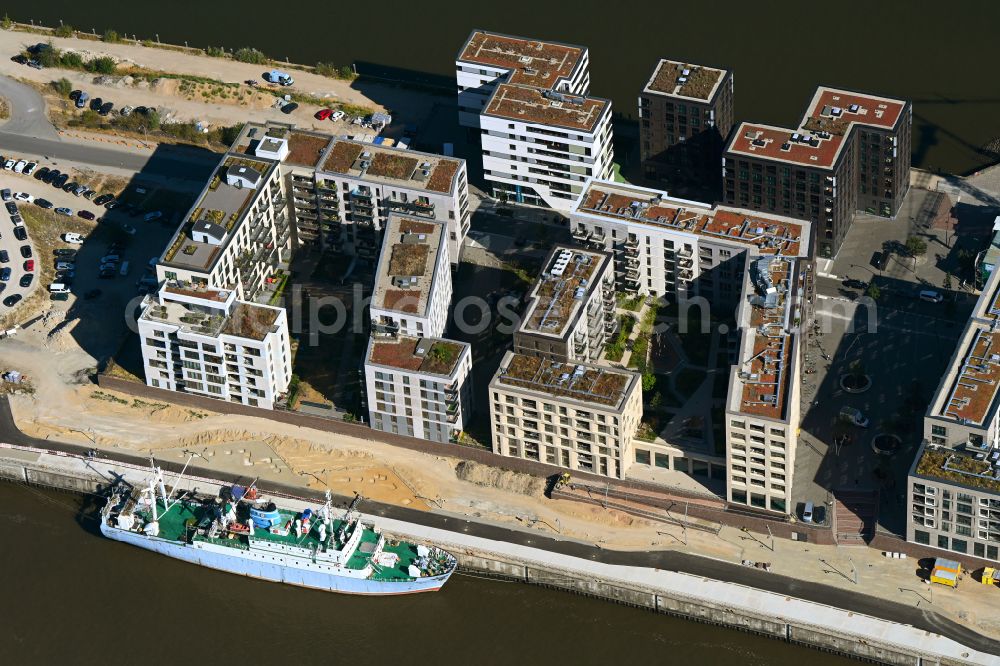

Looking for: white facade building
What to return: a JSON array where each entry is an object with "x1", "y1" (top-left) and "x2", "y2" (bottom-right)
[
  {"x1": 137, "y1": 283, "x2": 292, "y2": 410},
  {"x1": 456, "y1": 30, "x2": 613, "y2": 212},
  {"x1": 364, "y1": 336, "x2": 473, "y2": 444},
  {"x1": 370, "y1": 216, "x2": 452, "y2": 339}
]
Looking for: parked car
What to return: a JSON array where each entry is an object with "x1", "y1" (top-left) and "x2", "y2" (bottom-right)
[
  {"x1": 100, "y1": 254, "x2": 121, "y2": 264},
  {"x1": 82, "y1": 189, "x2": 96, "y2": 200},
  {"x1": 42, "y1": 169, "x2": 59, "y2": 184},
  {"x1": 34, "y1": 198, "x2": 53, "y2": 209},
  {"x1": 3, "y1": 294, "x2": 22, "y2": 307},
  {"x1": 0, "y1": 189, "x2": 10, "y2": 202},
  {"x1": 13, "y1": 160, "x2": 26, "y2": 173},
  {"x1": 76, "y1": 92, "x2": 89, "y2": 109},
  {"x1": 0, "y1": 250, "x2": 8, "y2": 263},
  {"x1": 34, "y1": 166, "x2": 50, "y2": 180},
  {"x1": 48, "y1": 283, "x2": 70, "y2": 295},
  {"x1": 23, "y1": 259, "x2": 34, "y2": 272},
  {"x1": 23, "y1": 162, "x2": 36, "y2": 175},
  {"x1": 330, "y1": 110, "x2": 345, "y2": 122},
  {"x1": 55, "y1": 271, "x2": 75, "y2": 282},
  {"x1": 93, "y1": 194, "x2": 114, "y2": 206},
  {"x1": 13, "y1": 227, "x2": 27, "y2": 241},
  {"x1": 842, "y1": 278, "x2": 868, "y2": 290},
  {"x1": 315, "y1": 109, "x2": 333, "y2": 121},
  {"x1": 4, "y1": 202, "x2": 16, "y2": 215},
  {"x1": 281, "y1": 102, "x2": 299, "y2": 114},
  {"x1": 18, "y1": 274, "x2": 32, "y2": 288},
  {"x1": 77, "y1": 210, "x2": 95, "y2": 221},
  {"x1": 104, "y1": 200, "x2": 121, "y2": 210},
  {"x1": 90, "y1": 97, "x2": 103, "y2": 111},
  {"x1": 120, "y1": 105, "x2": 134, "y2": 117},
  {"x1": 8, "y1": 215, "x2": 19, "y2": 226},
  {"x1": 55, "y1": 261, "x2": 75, "y2": 271},
  {"x1": 13, "y1": 192, "x2": 32, "y2": 203},
  {"x1": 73, "y1": 184, "x2": 88, "y2": 197},
  {"x1": 919, "y1": 289, "x2": 944, "y2": 303},
  {"x1": 19, "y1": 245, "x2": 32, "y2": 259},
  {"x1": 54, "y1": 248, "x2": 77, "y2": 258},
  {"x1": 2, "y1": 159, "x2": 14, "y2": 170},
  {"x1": 0, "y1": 267, "x2": 10, "y2": 281},
  {"x1": 55, "y1": 207, "x2": 73, "y2": 216},
  {"x1": 62, "y1": 181, "x2": 78, "y2": 193},
  {"x1": 143, "y1": 211, "x2": 163, "y2": 223},
  {"x1": 50, "y1": 292, "x2": 69, "y2": 302},
  {"x1": 99, "y1": 262, "x2": 118, "y2": 272},
  {"x1": 99, "y1": 101, "x2": 114, "y2": 116},
  {"x1": 54, "y1": 173, "x2": 69, "y2": 188}
]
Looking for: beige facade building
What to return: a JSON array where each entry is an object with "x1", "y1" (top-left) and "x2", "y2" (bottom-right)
[
  {"x1": 488, "y1": 351, "x2": 642, "y2": 478},
  {"x1": 513, "y1": 246, "x2": 615, "y2": 363},
  {"x1": 907, "y1": 268, "x2": 1000, "y2": 561}
]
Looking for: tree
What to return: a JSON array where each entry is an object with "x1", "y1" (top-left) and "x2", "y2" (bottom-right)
[
  {"x1": 85, "y1": 56, "x2": 117, "y2": 75},
  {"x1": 849, "y1": 359, "x2": 866, "y2": 381},
  {"x1": 905, "y1": 235, "x2": 927, "y2": 269},
  {"x1": 59, "y1": 51, "x2": 83, "y2": 69},
  {"x1": 943, "y1": 273, "x2": 953, "y2": 290},
  {"x1": 51, "y1": 77, "x2": 72, "y2": 97},
  {"x1": 641, "y1": 372, "x2": 656, "y2": 392},
  {"x1": 866, "y1": 282, "x2": 881, "y2": 302},
  {"x1": 233, "y1": 47, "x2": 268, "y2": 64}
]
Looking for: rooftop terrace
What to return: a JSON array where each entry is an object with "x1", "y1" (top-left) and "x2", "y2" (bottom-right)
[
  {"x1": 520, "y1": 247, "x2": 608, "y2": 338},
  {"x1": 285, "y1": 130, "x2": 333, "y2": 167},
  {"x1": 484, "y1": 83, "x2": 608, "y2": 132},
  {"x1": 732, "y1": 257, "x2": 799, "y2": 421},
  {"x1": 222, "y1": 302, "x2": 281, "y2": 341},
  {"x1": 458, "y1": 30, "x2": 584, "y2": 89},
  {"x1": 372, "y1": 217, "x2": 443, "y2": 317},
  {"x1": 576, "y1": 181, "x2": 806, "y2": 256},
  {"x1": 938, "y1": 327, "x2": 1000, "y2": 426},
  {"x1": 368, "y1": 336, "x2": 467, "y2": 377},
  {"x1": 162, "y1": 156, "x2": 274, "y2": 271},
  {"x1": 496, "y1": 353, "x2": 635, "y2": 410},
  {"x1": 142, "y1": 287, "x2": 279, "y2": 342},
  {"x1": 320, "y1": 139, "x2": 462, "y2": 193},
  {"x1": 644, "y1": 59, "x2": 726, "y2": 101}
]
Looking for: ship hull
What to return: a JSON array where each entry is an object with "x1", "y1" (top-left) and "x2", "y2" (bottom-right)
[{"x1": 100, "y1": 521, "x2": 453, "y2": 595}]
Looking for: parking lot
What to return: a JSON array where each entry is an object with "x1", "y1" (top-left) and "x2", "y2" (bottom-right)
[{"x1": 0, "y1": 156, "x2": 192, "y2": 357}]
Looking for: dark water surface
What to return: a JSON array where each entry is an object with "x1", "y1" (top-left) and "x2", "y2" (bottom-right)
[
  {"x1": 0, "y1": 483, "x2": 852, "y2": 665},
  {"x1": 4, "y1": 0, "x2": 1000, "y2": 175}
]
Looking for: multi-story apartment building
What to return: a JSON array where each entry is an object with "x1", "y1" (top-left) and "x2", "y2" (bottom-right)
[
  {"x1": 456, "y1": 30, "x2": 590, "y2": 130},
  {"x1": 724, "y1": 256, "x2": 806, "y2": 514},
  {"x1": 514, "y1": 246, "x2": 616, "y2": 363},
  {"x1": 488, "y1": 351, "x2": 642, "y2": 478},
  {"x1": 156, "y1": 153, "x2": 291, "y2": 302},
  {"x1": 638, "y1": 59, "x2": 734, "y2": 199},
  {"x1": 364, "y1": 335, "x2": 473, "y2": 444},
  {"x1": 724, "y1": 86, "x2": 911, "y2": 258},
  {"x1": 223, "y1": 122, "x2": 470, "y2": 265},
  {"x1": 456, "y1": 30, "x2": 614, "y2": 212},
  {"x1": 570, "y1": 180, "x2": 809, "y2": 310},
  {"x1": 137, "y1": 283, "x2": 292, "y2": 409},
  {"x1": 907, "y1": 268, "x2": 1000, "y2": 562},
  {"x1": 370, "y1": 216, "x2": 452, "y2": 340}
]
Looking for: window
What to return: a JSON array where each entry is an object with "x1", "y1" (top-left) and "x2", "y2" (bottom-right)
[
  {"x1": 914, "y1": 530, "x2": 930, "y2": 545},
  {"x1": 654, "y1": 453, "x2": 670, "y2": 469},
  {"x1": 951, "y1": 539, "x2": 968, "y2": 554},
  {"x1": 635, "y1": 449, "x2": 650, "y2": 465}
]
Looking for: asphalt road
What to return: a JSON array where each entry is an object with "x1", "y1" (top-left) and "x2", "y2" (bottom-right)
[
  {"x1": 0, "y1": 400, "x2": 995, "y2": 655},
  {"x1": 0, "y1": 75, "x2": 217, "y2": 184}
]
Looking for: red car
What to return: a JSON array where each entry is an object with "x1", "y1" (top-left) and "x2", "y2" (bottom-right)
[
  {"x1": 24, "y1": 259, "x2": 34, "y2": 272},
  {"x1": 314, "y1": 109, "x2": 333, "y2": 121}
]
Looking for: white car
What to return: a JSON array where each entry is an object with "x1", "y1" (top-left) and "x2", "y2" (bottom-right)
[
  {"x1": 13, "y1": 192, "x2": 33, "y2": 203},
  {"x1": 55, "y1": 207, "x2": 73, "y2": 216},
  {"x1": 13, "y1": 160, "x2": 27, "y2": 173},
  {"x1": 62, "y1": 232, "x2": 86, "y2": 244},
  {"x1": 2, "y1": 159, "x2": 14, "y2": 170},
  {"x1": 331, "y1": 110, "x2": 345, "y2": 122}
]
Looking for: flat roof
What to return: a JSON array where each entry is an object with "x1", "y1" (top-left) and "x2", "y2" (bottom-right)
[
  {"x1": 495, "y1": 352, "x2": 636, "y2": 410},
  {"x1": 142, "y1": 287, "x2": 279, "y2": 342},
  {"x1": 726, "y1": 86, "x2": 908, "y2": 168},
  {"x1": 731, "y1": 257, "x2": 800, "y2": 422},
  {"x1": 484, "y1": 83, "x2": 609, "y2": 132},
  {"x1": 285, "y1": 130, "x2": 333, "y2": 167},
  {"x1": 161, "y1": 155, "x2": 274, "y2": 271},
  {"x1": 458, "y1": 30, "x2": 585, "y2": 89},
  {"x1": 320, "y1": 139, "x2": 462, "y2": 193},
  {"x1": 519, "y1": 246, "x2": 609, "y2": 339},
  {"x1": 222, "y1": 302, "x2": 281, "y2": 341},
  {"x1": 915, "y1": 445, "x2": 1000, "y2": 493},
  {"x1": 367, "y1": 336, "x2": 467, "y2": 377},
  {"x1": 575, "y1": 180, "x2": 807, "y2": 256},
  {"x1": 371, "y1": 216, "x2": 444, "y2": 317},
  {"x1": 643, "y1": 59, "x2": 727, "y2": 101}
]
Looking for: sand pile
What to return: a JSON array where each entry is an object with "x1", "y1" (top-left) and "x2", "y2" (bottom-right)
[{"x1": 454, "y1": 460, "x2": 544, "y2": 497}]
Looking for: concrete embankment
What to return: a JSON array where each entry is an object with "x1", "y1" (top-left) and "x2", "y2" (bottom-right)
[{"x1": 0, "y1": 443, "x2": 995, "y2": 666}]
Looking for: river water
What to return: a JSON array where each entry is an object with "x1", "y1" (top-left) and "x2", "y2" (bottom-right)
[
  {"x1": 4, "y1": 1, "x2": 1000, "y2": 175},
  {"x1": 0, "y1": 483, "x2": 851, "y2": 665}
]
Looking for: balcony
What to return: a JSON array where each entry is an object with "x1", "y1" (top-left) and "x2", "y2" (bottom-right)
[
  {"x1": 385, "y1": 199, "x2": 435, "y2": 217},
  {"x1": 572, "y1": 226, "x2": 591, "y2": 241},
  {"x1": 678, "y1": 247, "x2": 693, "y2": 258},
  {"x1": 624, "y1": 237, "x2": 639, "y2": 249},
  {"x1": 371, "y1": 317, "x2": 400, "y2": 337}
]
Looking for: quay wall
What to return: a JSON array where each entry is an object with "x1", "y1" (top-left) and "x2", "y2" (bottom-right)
[{"x1": 0, "y1": 445, "x2": 994, "y2": 666}]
